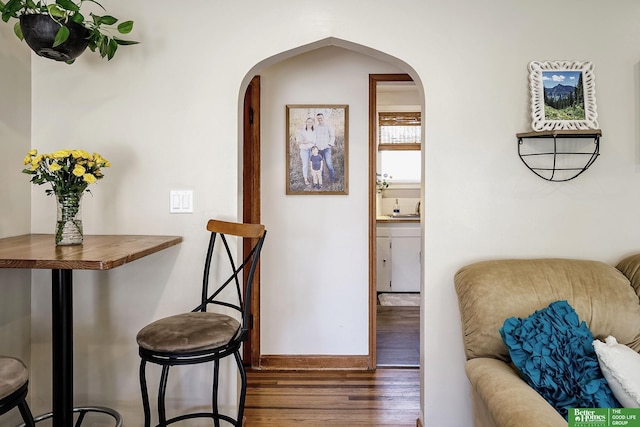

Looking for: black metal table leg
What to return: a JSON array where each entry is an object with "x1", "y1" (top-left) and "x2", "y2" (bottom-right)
[{"x1": 52, "y1": 269, "x2": 74, "y2": 427}]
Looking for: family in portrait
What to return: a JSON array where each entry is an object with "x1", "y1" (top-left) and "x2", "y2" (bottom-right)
[{"x1": 286, "y1": 105, "x2": 348, "y2": 195}]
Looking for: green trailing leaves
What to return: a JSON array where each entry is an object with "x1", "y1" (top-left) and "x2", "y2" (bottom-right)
[
  {"x1": 46, "y1": 4, "x2": 65, "y2": 18},
  {"x1": 53, "y1": 25, "x2": 69, "y2": 47},
  {"x1": 94, "y1": 14, "x2": 116, "y2": 26},
  {"x1": 0, "y1": 0, "x2": 138, "y2": 62},
  {"x1": 113, "y1": 37, "x2": 138, "y2": 46},
  {"x1": 70, "y1": 11, "x2": 82, "y2": 23},
  {"x1": 117, "y1": 20, "x2": 132, "y2": 34},
  {"x1": 106, "y1": 37, "x2": 116, "y2": 60},
  {"x1": 2, "y1": 0, "x2": 25, "y2": 20},
  {"x1": 55, "y1": 0, "x2": 79, "y2": 12},
  {"x1": 12, "y1": 20, "x2": 22, "y2": 39}
]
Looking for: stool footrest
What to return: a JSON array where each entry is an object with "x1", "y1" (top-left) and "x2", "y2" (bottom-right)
[{"x1": 18, "y1": 406, "x2": 123, "y2": 427}]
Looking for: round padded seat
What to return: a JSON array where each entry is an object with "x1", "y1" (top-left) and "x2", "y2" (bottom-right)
[
  {"x1": 137, "y1": 312, "x2": 240, "y2": 353},
  {"x1": 0, "y1": 357, "x2": 29, "y2": 400}
]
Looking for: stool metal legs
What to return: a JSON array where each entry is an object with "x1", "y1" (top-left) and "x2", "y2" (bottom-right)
[{"x1": 139, "y1": 355, "x2": 246, "y2": 427}]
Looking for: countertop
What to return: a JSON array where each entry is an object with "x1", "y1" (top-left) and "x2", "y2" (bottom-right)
[{"x1": 376, "y1": 216, "x2": 420, "y2": 223}]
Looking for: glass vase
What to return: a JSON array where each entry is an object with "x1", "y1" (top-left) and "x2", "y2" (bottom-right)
[{"x1": 55, "y1": 193, "x2": 83, "y2": 245}]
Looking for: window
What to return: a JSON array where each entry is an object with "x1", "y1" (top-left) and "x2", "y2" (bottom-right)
[
  {"x1": 378, "y1": 112, "x2": 421, "y2": 150},
  {"x1": 380, "y1": 150, "x2": 421, "y2": 182}
]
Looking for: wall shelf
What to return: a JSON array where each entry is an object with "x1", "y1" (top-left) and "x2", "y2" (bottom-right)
[{"x1": 516, "y1": 129, "x2": 601, "y2": 182}]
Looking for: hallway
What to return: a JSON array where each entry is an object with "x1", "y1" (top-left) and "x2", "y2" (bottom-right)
[{"x1": 376, "y1": 305, "x2": 420, "y2": 367}]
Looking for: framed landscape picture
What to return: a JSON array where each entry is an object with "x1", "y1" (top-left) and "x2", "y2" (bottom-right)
[
  {"x1": 285, "y1": 104, "x2": 349, "y2": 195},
  {"x1": 528, "y1": 60, "x2": 598, "y2": 131}
]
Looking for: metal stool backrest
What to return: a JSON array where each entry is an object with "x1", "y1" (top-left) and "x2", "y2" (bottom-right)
[{"x1": 192, "y1": 219, "x2": 266, "y2": 343}]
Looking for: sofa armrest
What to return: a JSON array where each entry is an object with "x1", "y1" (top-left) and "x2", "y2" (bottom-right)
[{"x1": 466, "y1": 358, "x2": 566, "y2": 427}]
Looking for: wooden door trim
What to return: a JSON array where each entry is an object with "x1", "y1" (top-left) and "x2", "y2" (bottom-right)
[
  {"x1": 259, "y1": 355, "x2": 370, "y2": 370},
  {"x1": 369, "y1": 73, "x2": 414, "y2": 368},
  {"x1": 243, "y1": 75, "x2": 261, "y2": 366},
  {"x1": 245, "y1": 73, "x2": 416, "y2": 370}
]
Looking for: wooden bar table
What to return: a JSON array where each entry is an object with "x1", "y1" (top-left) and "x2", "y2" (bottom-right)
[{"x1": 0, "y1": 234, "x2": 183, "y2": 427}]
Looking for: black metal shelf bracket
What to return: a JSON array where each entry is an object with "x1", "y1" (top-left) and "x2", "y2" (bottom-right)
[{"x1": 516, "y1": 130, "x2": 601, "y2": 182}]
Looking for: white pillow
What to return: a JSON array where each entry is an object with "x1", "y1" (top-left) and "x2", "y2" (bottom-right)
[{"x1": 593, "y1": 336, "x2": 640, "y2": 408}]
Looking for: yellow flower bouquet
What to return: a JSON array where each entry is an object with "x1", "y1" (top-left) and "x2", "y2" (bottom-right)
[
  {"x1": 22, "y1": 149, "x2": 110, "y2": 245},
  {"x1": 22, "y1": 149, "x2": 110, "y2": 196}
]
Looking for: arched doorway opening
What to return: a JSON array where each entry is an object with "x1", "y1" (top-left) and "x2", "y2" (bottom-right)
[{"x1": 238, "y1": 38, "x2": 425, "y2": 370}]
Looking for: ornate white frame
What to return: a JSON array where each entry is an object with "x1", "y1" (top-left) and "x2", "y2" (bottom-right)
[{"x1": 528, "y1": 60, "x2": 598, "y2": 131}]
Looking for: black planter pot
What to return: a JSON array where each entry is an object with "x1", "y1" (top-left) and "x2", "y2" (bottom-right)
[{"x1": 19, "y1": 14, "x2": 89, "y2": 62}]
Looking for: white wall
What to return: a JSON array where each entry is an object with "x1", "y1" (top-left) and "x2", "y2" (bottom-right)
[
  {"x1": 419, "y1": 2, "x2": 640, "y2": 424},
  {"x1": 260, "y1": 46, "x2": 402, "y2": 355},
  {"x1": 0, "y1": 16, "x2": 31, "y2": 237},
  {"x1": 3, "y1": 1, "x2": 640, "y2": 426},
  {"x1": 0, "y1": 16, "x2": 32, "y2": 427}
]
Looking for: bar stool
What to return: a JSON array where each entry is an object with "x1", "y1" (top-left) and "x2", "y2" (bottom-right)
[
  {"x1": 3, "y1": 356, "x2": 123, "y2": 427},
  {"x1": 0, "y1": 356, "x2": 36, "y2": 427},
  {"x1": 137, "y1": 219, "x2": 266, "y2": 427}
]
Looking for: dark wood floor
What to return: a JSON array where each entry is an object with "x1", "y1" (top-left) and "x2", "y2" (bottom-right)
[
  {"x1": 376, "y1": 305, "x2": 420, "y2": 367},
  {"x1": 244, "y1": 368, "x2": 420, "y2": 426}
]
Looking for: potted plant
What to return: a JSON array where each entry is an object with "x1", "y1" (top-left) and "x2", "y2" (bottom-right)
[{"x1": 0, "y1": 0, "x2": 138, "y2": 63}]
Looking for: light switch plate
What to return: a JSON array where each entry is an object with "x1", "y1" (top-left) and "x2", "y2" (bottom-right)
[{"x1": 170, "y1": 190, "x2": 193, "y2": 213}]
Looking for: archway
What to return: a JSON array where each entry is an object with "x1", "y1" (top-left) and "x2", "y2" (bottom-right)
[{"x1": 238, "y1": 38, "x2": 425, "y2": 370}]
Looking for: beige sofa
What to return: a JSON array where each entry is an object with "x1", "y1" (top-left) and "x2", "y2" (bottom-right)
[{"x1": 454, "y1": 255, "x2": 640, "y2": 427}]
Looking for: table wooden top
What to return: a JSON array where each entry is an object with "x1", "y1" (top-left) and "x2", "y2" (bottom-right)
[{"x1": 0, "y1": 234, "x2": 183, "y2": 270}]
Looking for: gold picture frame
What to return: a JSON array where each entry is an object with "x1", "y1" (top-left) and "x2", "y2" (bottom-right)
[{"x1": 286, "y1": 104, "x2": 349, "y2": 195}]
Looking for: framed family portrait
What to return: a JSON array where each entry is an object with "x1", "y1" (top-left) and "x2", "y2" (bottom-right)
[
  {"x1": 286, "y1": 104, "x2": 349, "y2": 195},
  {"x1": 528, "y1": 60, "x2": 598, "y2": 131}
]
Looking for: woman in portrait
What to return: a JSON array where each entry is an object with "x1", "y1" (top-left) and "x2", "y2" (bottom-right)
[{"x1": 296, "y1": 117, "x2": 316, "y2": 186}]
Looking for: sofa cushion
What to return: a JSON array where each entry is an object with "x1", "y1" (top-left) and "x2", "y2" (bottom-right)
[
  {"x1": 593, "y1": 336, "x2": 640, "y2": 408},
  {"x1": 617, "y1": 254, "x2": 640, "y2": 301},
  {"x1": 455, "y1": 258, "x2": 640, "y2": 361},
  {"x1": 500, "y1": 300, "x2": 619, "y2": 418}
]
